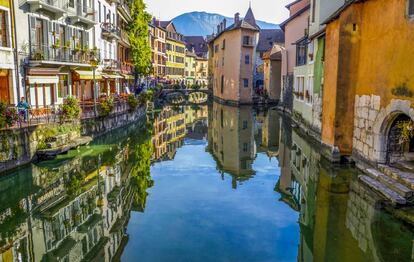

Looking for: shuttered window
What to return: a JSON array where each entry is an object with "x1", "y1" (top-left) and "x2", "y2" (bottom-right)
[{"x1": 0, "y1": 10, "x2": 8, "y2": 47}]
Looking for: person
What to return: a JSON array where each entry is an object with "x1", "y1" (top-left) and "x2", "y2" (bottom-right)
[{"x1": 17, "y1": 97, "x2": 30, "y2": 121}]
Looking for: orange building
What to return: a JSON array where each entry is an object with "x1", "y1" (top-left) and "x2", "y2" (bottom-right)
[
  {"x1": 208, "y1": 8, "x2": 260, "y2": 105},
  {"x1": 321, "y1": 0, "x2": 414, "y2": 165}
]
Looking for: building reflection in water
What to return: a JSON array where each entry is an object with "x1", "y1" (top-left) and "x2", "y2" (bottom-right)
[
  {"x1": 276, "y1": 113, "x2": 414, "y2": 262},
  {"x1": 0, "y1": 102, "x2": 412, "y2": 262},
  {"x1": 0, "y1": 122, "x2": 153, "y2": 262}
]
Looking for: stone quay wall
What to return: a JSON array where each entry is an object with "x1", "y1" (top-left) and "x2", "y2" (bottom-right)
[{"x1": 0, "y1": 107, "x2": 147, "y2": 174}]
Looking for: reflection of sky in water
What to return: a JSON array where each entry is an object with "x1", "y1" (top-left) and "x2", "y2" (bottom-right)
[{"x1": 122, "y1": 139, "x2": 299, "y2": 262}]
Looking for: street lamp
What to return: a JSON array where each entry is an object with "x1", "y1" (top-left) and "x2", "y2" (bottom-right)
[{"x1": 90, "y1": 53, "x2": 99, "y2": 116}]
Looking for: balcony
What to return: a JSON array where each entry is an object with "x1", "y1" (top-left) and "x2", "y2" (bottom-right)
[
  {"x1": 117, "y1": 0, "x2": 132, "y2": 22},
  {"x1": 21, "y1": 0, "x2": 66, "y2": 18},
  {"x1": 67, "y1": 3, "x2": 96, "y2": 29},
  {"x1": 101, "y1": 23, "x2": 120, "y2": 40},
  {"x1": 29, "y1": 44, "x2": 100, "y2": 66},
  {"x1": 102, "y1": 59, "x2": 120, "y2": 72},
  {"x1": 120, "y1": 29, "x2": 130, "y2": 47},
  {"x1": 121, "y1": 62, "x2": 134, "y2": 74}
]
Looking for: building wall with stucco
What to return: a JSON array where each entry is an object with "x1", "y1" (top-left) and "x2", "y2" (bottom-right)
[{"x1": 321, "y1": 0, "x2": 414, "y2": 163}]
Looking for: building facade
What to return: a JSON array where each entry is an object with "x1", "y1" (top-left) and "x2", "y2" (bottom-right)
[
  {"x1": 208, "y1": 8, "x2": 260, "y2": 104},
  {"x1": 262, "y1": 44, "x2": 284, "y2": 102},
  {"x1": 321, "y1": 0, "x2": 414, "y2": 165},
  {"x1": 149, "y1": 19, "x2": 167, "y2": 80},
  {"x1": 15, "y1": 0, "x2": 96, "y2": 108},
  {"x1": 184, "y1": 49, "x2": 196, "y2": 85}
]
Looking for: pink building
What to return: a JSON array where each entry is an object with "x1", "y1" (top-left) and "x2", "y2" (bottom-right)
[{"x1": 280, "y1": 0, "x2": 310, "y2": 112}]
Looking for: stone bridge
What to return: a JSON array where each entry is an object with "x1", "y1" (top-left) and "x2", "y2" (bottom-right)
[{"x1": 159, "y1": 89, "x2": 212, "y2": 105}]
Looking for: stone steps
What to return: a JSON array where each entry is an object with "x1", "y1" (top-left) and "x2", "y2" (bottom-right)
[
  {"x1": 359, "y1": 175, "x2": 406, "y2": 205},
  {"x1": 365, "y1": 168, "x2": 413, "y2": 199},
  {"x1": 378, "y1": 165, "x2": 414, "y2": 190}
]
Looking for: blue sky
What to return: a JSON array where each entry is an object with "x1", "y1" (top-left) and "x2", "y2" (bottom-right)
[{"x1": 144, "y1": 0, "x2": 292, "y2": 24}]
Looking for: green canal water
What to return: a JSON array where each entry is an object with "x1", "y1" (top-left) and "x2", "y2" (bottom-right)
[{"x1": 0, "y1": 102, "x2": 412, "y2": 261}]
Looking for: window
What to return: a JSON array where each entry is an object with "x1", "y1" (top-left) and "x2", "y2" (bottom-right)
[
  {"x1": 221, "y1": 75, "x2": 224, "y2": 94},
  {"x1": 98, "y1": 2, "x2": 101, "y2": 22},
  {"x1": 222, "y1": 57, "x2": 224, "y2": 66},
  {"x1": 296, "y1": 40, "x2": 308, "y2": 66},
  {"x1": 69, "y1": 0, "x2": 74, "y2": 8},
  {"x1": 243, "y1": 36, "x2": 251, "y2": 46},
  {"x1": 243, "y1": 143, "x2": 248, "y2": 152},
  {"x1": 242, "y1": 120, "x2": 248, "y2": 130},
  {"x1": 0, "y1": 9, "x2": 9, "y2": 47},
  {"x1": 311, "y1": 0, "x2": 316, "y2": 23},
  {"x1": 308, "y1": 41, "x2": 314, "y2": 63},
  {"x1": 409, "y1": 0, "x2": 414, "y2": 16},
  {"x1": 222, "y1": 39, "x2": 226, "y2": 49},
  {"x1": 214, "y1": 44, "x2": 219, "y2": 53},
  {"x1": 295, "y1": 76, "x2": 305, "y2": 100},
  {"x1": 245, "y1": 55, "x2": 250, "y2": 64},
  {"x1": 306, "y1": 76, "x2": 314, "y2": 104},
  {"x1": 243, "y1": 78, "x2": 249, "y2": 88}
]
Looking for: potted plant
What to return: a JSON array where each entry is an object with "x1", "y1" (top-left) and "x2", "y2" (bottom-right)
[
  {"x1": 74, "y1": 42, "x2": 81, "y2": 53},
  {"x1": 64, "y1": 40, "x2": 71, "y2": 50},
  {"x1": 52, "y1": 38, "x2": 60, "y2": 49}
]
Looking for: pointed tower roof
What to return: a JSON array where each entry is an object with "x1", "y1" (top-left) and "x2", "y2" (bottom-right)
[{"x1": 243, "y1": 7, "x2": 258, "y2": 29}]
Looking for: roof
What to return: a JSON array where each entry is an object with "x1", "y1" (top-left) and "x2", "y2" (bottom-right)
[
  {"x1": 209, "y1": 7, "x2": 260, "y2": 43},
  {"x1": 184, "y1": 36, "x2": 208, "y2": 57},
  {"x1": 279, "y1": 4, "x2": 310, "y2": 31},
  {"x1": 186, "y1": 50, "x2": 197, "y2": 58},
  {"x1": 158, "y1": 21, "x2": 172, "y2": 29},
  {"x1": 285, "y1": 0, "x2": 302, "y2": 8},
  {"x1": 262, "y1": 45, "x2": 284, "y2": 60},
  {"x1": 257, "y1": 29, "x2": 285, "y2": 52},
  {"x1": 323, "y1": 0, "x2": 362, "y2": 25}
]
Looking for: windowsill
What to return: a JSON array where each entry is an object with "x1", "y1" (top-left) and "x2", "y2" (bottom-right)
[{"x1": 0, "y1": 46, "x2": 12, "y2": 52}]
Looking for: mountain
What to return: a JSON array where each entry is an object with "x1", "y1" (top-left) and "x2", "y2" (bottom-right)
[{"x1": 172, "y1": 11, "x2": 279, "y2": 36}]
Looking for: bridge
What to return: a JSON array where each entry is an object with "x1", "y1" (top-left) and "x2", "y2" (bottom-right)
[{"x1": 159, "y1": 88, "x2": 212, "y2": 105}]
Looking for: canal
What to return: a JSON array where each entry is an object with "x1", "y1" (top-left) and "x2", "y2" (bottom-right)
[{"x1": 0, "y1": 102, "x2": 412, "y2": 261}]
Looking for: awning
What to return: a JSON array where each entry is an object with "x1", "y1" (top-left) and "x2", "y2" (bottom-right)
[
  {"x1": 121, "y1": 74, "x2": 134, "y2": 80},
  {"x1": 102, "y1": 74, "x2": 123, "y2": 79},
  {"x1": 73, "y1": 70, "x2": 102, "y2": 80},
  {"x1": 28, "y1": 75, "x2": 59, "y2": 84}
]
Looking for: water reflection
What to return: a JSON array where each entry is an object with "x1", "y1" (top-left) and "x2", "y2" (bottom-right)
[{"x1": 0, "y1": 101, "x2": 412, "y2": 262}]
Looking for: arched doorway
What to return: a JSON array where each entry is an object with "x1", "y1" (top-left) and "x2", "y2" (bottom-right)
[{"x1": 386, "y1": 114, "x2": 414, "y2": 164}]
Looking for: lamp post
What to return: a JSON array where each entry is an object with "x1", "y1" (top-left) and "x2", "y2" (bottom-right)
[{"x1": 90, "y1": 53, "x2": 98, "y2": 116}]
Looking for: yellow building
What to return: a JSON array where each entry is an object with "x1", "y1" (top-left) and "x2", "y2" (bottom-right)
[
  {"x1": 208, "y1": 8, "x2": 260, "y2": 104},
  {"x1": 185, "y1": 50, "x2": 197, "y2": 86},
  {"x1": 150, "y1": 19, "x2": 167, "y2": 79},
  {"x1": 195, "y1": 57, "x2": 209, "y2": 87},
  {"x1": 159, "y1": 21, "x2": 185, "y2": 83}
]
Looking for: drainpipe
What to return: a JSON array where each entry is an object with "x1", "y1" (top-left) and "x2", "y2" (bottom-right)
[{"x1": 10, "y1": 0, "x2": 21, "y2": 103}]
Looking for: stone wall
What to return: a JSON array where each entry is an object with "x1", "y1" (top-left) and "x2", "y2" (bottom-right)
[
  {"x1": 0, "y1": 107, "x2": 147, "y2": 174},
  {"x1": 353, "y1": 95, "x2": 414, "y2": 164},
  {"x1": 352, "y1": 95, "x2": 381, "y2": 162}
]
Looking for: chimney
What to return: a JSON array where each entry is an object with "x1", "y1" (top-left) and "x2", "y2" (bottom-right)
[
  {"x1": 220, "y1": 22, "x2": 223, "y2": 32},
  {"x1": 234, "y1": 13, "x2": 240, "y2": 24},
  {"x1": 217, "y1": 25, "x2": 220, "y2": 33},
  {"x1": 223, "y1": 18, "x2": 227, "y2": 29}
]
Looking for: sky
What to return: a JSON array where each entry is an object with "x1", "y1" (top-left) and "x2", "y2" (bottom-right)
[{"x1": 144, "y1": 0, "x2": 292, "y2": 24}]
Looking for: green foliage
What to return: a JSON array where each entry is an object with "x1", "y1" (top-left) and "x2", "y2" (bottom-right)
[
  {"x1": 0, "y1": 102, "x2": 18, "y2": 128},
  {"x1": 392, "y1": 83, "x2": 413, "y2": 98},
  {"x1": 190, "y1": 84, "x2": 201, "y2": 90},
  {"x1": 99, "y1": 97, "x2": 114, "y2": 117},
  {"x1": 127, "y1": 94, "x2": 139, "y2": 111},
  {"x1": 172, "y1": 84, "x2": 181, "y2": 90},
  {"x1": 36, "y1": 124, "x2": 80, "y2": 150},
  {"x1": 138, "y1": 90, "x2": 154, "y2": 105},
  {"x1": 60, "y1": 96, "x2": 81, "y2": 123},
  {"x1": 128, "y1": 0, "x2": 152, "y2": 76},
  {"x1": 397, "y1": 120, "x2": 414, "y2": 144}
]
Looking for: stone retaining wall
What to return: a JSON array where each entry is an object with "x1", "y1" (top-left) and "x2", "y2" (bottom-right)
[{"x1": 0, "y1": 107, "x2": 146, "y2": 174}]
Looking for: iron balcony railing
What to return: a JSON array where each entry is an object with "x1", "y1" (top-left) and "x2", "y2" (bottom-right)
[
  {"x1": 101, "y1": 23, "x2": 120, "y2": 38},
  {"x1": 103, "y1": 58, "x2": 120, "y2": 71},
  {"x1": 121, "y1": 62, "x2": 133, "y2": 74},
  {"x1": 30, "y1": 44, "x2": 101, "y2": 64}
]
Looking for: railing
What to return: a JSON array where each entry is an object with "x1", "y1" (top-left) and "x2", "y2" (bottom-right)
[
  {"x1": 101, "y1": 23, "x2": 120, "y2": 38},
  {"x1": 103, "y1": 59, "x2": 120, "y2": 71},
  {"x1": 73, "y1": 2, "x2": 95, "y2": 22},
  {"x1": 30, "y1": 44, "x2": 100, "y2": 64},
  {"x1": 121, "y1": 62, "x2": 133, "y2": 74}
]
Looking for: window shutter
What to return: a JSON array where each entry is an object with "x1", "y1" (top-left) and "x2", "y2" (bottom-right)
[
  {"x1": 42, "y1": 19, "x2": 48, "y2": 47},
  {"x1": 29, "y1": 16, "x2": 36, "y2": 48}
]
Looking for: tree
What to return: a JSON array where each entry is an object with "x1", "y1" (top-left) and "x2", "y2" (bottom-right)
[{"x1": 128, "y1": 0, "x2": 152, "y2": 84}]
